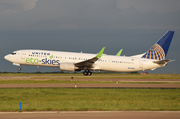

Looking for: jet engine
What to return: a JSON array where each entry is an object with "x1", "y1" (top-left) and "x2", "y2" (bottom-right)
[{"x1": 59, "y1": 62, "x2": 76, "y2": 71}]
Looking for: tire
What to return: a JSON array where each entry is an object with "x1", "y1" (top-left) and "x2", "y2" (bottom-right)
[
  {"x1": 88, "y1": 72, "x2": 92, "y2": 76},
  {"x1": 83, "y1": 71, "x2": 88, "y2": 76},
  {"x1": 18, "y1": 67, "x2": 21, "y2": 71}
]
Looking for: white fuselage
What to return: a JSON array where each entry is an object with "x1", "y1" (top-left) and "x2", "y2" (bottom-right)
[{"x1": 4, "y1": 49, "x2": 165, "y2": 72}]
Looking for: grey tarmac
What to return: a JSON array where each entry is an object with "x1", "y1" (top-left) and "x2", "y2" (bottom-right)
[{"x1": 0, "y1": 111, "x2": 180, "y2": 119}]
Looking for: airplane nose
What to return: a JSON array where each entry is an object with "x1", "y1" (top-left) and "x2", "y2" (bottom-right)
[
  {"x1": 4, "y1": 55, "x2": 7, "y2": 60},
  {"x1": 4, "y1": 55, "x2": 10, "y2": 60}
]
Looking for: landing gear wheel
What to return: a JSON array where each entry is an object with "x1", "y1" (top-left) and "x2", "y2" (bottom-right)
[
  {"x1": 83, "y1": 70, "x2": 92, "y2": 76},
  {"x1": 83, "y1": 71, "x2": 88, "y2": 76},
  {"x1": 18, "y1": 67, "x2": 21, "y2": 71},
  {"x1": 88, "y1": 71, "x2": 92, "y2": 76}
]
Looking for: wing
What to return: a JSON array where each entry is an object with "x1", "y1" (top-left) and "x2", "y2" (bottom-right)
[{"x1": 75, "y1": 47, "x2": 105, "y2": 68}]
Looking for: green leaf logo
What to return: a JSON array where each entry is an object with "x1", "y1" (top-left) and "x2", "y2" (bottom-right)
[{"x1": 49, "y1": 55, "x2": 53, "y2": 59}]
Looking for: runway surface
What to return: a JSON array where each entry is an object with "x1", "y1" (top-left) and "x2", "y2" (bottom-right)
[
  {"x1": 1, "y1": 111, "x2": 180, "y2": 119},
  {"x1": 0, "y1": 84, "x2": 180, "y2": 88}
]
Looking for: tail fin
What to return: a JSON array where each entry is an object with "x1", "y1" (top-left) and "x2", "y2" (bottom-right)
[{"x1": 141, "y1": 31, "x2": 174, "y2": 60}]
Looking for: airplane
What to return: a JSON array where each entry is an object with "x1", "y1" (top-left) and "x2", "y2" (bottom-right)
[{"x1": 4, "y1": 31, "x2": 174, "y2": 76}]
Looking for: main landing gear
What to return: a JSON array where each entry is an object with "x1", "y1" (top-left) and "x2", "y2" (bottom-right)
[{"x1": 83, "y1": 70, "x2": 92, "y2": 76}]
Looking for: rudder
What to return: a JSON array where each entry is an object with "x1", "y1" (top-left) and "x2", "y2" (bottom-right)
[{"x1": 141, "y1": 31, "x2": 174, "y2": 60}]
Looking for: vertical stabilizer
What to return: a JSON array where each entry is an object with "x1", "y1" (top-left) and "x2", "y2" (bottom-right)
[{"x1": 141, "y1": 31, "x2": 174, "y2": 60}]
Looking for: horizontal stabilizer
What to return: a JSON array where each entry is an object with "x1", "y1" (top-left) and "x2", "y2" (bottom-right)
[{"x1": 153, "y1": 59, "x2": 171, "y2": 64}]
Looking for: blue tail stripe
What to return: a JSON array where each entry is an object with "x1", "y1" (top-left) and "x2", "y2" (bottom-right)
[{"x1": 142, "y1": 31, "x2": 174, "y2": 60}]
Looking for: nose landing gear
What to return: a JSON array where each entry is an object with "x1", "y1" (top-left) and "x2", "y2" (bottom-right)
[
  {"x1": 83, "y1": 70, "x2": 92, "y2": 76},
  {"x1": 18, "y1": 67, "x2": 21, "y2": 71}
]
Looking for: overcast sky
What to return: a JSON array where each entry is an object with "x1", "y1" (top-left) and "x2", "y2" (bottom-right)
[
  {"x1": 0, "y1": 0, "x2": 180, "y2": 73},
  {"x1": 0, "y1": 0, "x2": 180, "y2": 31}
]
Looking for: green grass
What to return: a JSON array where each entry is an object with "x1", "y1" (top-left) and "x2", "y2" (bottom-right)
[
  {"x1": 0, "y1": 80, "x2": 180, "y2": 84},
  {"x1": 0, "y1": 88, "x2": 180, "y2": 111},
  {"x1": 0, "y1": 73, "x2": 180, "y2": 79},
  {"x1": 0, "y1": 73, "x2": 179, "y2": 111}
]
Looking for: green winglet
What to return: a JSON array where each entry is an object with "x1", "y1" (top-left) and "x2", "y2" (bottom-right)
[
  {"x1": 116, "y1": 49, "x2": 123, "y2": 56},
  {"x1": 96, "y1": 47, "x2": 106, "y2": 58}
]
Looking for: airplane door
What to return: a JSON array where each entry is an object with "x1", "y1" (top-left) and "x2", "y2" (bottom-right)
[
  {"x1": 139, "y1": 60, "x2": 143, "y2": 68},
  {"x1": 21, "y1": 52, "x2": 26, "y2": 59}
]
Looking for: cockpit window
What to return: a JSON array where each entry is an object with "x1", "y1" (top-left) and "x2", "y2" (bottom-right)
[{"x1": 11, "y1": 53, "x2": 16, "y2": 55}]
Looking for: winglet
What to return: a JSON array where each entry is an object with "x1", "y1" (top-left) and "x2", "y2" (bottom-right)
[
  {"x1": 96, "y1": 47, "x2": 105, "y2": 58},
  {"x1": 116, "y1": 49, "x2": 123, "y2": 56}
]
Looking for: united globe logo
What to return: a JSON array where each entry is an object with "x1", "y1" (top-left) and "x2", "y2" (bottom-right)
[{"x1": 142, "y1": 44, "x2": 165, "y2": 60}]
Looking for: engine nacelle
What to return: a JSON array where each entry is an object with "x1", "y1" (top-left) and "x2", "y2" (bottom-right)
[{"x1": 59, "y1": 62, "x2": 75, "y2": 71}]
